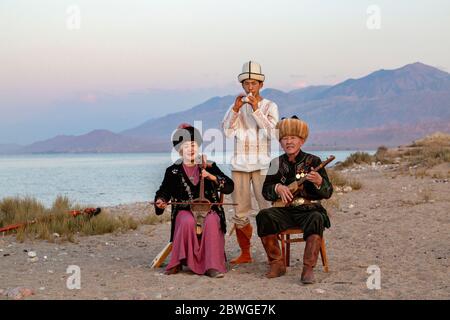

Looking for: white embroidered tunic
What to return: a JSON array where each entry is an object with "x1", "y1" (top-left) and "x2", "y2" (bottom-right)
[{"x1": 222, "y1": 99, "x2": 279, "y2": 172}]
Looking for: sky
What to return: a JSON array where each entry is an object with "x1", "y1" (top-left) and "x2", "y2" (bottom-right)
[{"x1": 0, "y1": 0, "x2": 449, "y2": 144}]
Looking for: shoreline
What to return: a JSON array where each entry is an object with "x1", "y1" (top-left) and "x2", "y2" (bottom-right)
[{"x1": 0, "y1": 147, "x2": 378, "y2": 156}]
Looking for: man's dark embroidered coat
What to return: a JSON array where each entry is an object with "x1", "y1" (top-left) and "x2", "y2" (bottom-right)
[{"x1": 262, "y1": 150, "x2": 333, "y2": 228}]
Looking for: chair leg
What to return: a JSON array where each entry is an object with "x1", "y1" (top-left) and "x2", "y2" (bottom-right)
[
  {"x1": 320, "y1": 237, "x2": 329, "y2": 272},
  {"x1": 279, "y1": 234, "x2": 286, "y2": 267},
  {"x1": 286, "y1": 234, "x2": 291, "y2": 267}
]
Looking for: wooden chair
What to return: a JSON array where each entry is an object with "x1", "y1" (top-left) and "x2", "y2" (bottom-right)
[{"x1": 277, "y1": 228, "x2": 329, "y2": 272}]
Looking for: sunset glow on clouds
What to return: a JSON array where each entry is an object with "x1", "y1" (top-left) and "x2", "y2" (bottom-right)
[{"x1": 80, "y1": 94, "x2": 98, "y2": 104}]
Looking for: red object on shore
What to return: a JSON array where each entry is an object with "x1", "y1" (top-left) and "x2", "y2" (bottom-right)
[
  {"x1": 0, "y1": 208, "x2": 101, "y2": 233},
  {"x1": 0, "y1": 222, "x2": 29, "y2": 233},
  {"x1": 69, "y1": 208, "x2": 101, "y2": 217}
]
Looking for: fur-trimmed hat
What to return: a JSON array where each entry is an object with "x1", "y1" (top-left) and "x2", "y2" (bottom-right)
[
  {"x1": 276, "y1": 116, "x2": 309, "y2": 141},
  {"x1": 172, "y1": 123, "x2": 203, "y2": 151},
  {"x1": 238, "y1": 61, "x2": 265, "y2": 83}
]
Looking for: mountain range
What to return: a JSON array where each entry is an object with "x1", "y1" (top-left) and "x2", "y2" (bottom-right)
[{"x1": 3, "y1": 62, "x2": 450, "y2": 154}]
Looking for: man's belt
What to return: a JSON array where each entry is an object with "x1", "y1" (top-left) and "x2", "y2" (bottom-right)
[{"x1": 289, "y1": 197, "x2": 320, "y2": 207}]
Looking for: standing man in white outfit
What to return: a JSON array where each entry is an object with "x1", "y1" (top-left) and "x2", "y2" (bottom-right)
[{"x1": 222, "y1": 61, "x2": 279, "y2": 264}]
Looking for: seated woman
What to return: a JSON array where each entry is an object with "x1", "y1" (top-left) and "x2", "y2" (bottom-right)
[{"x1": 153, "y1": 124, "x2": 234, "y2": 278}]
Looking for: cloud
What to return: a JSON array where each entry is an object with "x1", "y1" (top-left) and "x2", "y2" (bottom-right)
[
  {"x1": 289, "y1": 74, "x2": 307, "y2": 79},
  {"x1": 80, "y1": 94, "x2": 98, "y2": 103},
  {"x1": 293, "y1": 80, "x2": 308, "y2": 88}
]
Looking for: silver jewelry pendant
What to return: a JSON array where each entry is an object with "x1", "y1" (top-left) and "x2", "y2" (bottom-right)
[{"x1": 296, "y1": 172, "x2": 306, "y2": 180}]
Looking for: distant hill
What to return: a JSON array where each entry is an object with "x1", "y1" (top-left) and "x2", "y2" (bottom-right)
[
  {"x1": 121, "y1": 62, "x2": 450, "y2": 149},
  {"x1": 8, "y1": 62, "x2": 450, "y2": 154},
  {"x1": 318, "y1": 62, "x2": 450, "y2": 99},
  {"x1": 21, "y1": 130, "x2": 167, "y2": 153}
]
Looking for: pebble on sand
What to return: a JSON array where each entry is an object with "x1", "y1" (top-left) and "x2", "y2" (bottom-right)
[
  {"x1": 4, "y1": 287, "x2": 34, "y2": 300},
  {"x1": 28, "y1": 257, "x2": 39, "y2": 263},
  {"x1": 314, "y1": 289, "x2": 325, "y2": 294}
]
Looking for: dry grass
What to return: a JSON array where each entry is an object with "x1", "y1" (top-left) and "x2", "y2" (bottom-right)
[
  {"x1": 140, "y1": 210, "x2": 171, "y2": 225},
  {"x1": 345, "y1": 132, "x2": 450, "y2": 178},
  {"x1": 431, "y1": 172, "x2": 446, "y2": 179},
  {"x1": 398, "y1": 132, "x2": 450, "y2": 172},
  {"x1": 411, "y1": 132, "x2": 450, "y2": 147},
  {"x1": 349, "y1": 180, "x2": 362, "y2": 190},
  {"x1": 334, "y1": 133, "x2": 450, "y2": 174},
  {"x1": 406, "y1": 146, "x2": 450, "y2": 168},
  {"x1": 327, "y1": 169, "x2": 347, "y2": 187},
  {"x1": 373, "y1": 145, "x2": 397, "y2": 164},
  {"x1": 402, "y1": 145, "x2": 450, "y2": 178},
  {"x1": 0, "y1": 196, "x2": 139, "y2": 243},
  {"x1": 328, "y1": 169, "x2": 363, "y2": 190},
  {"x1": 335, "y1": 152, "x2": 375, "y2": 169},
  {"x1": 411, "y1": 167, "x2": 428, "y2": 179}
]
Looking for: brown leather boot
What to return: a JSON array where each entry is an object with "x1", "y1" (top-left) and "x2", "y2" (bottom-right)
[
  {"x1": 230, "y1": 224, "x2": 253, "y2": 264},
  {"x1": 301, "y1": 234, "x2": 321, "y2": 284},
  {"x1": 260, "y1": 235, "x2": 286, "y2": 278}
]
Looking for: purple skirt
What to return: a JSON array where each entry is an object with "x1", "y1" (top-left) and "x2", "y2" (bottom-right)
[{"x1": 166, "y1": 210, "x2": 227, "y2": 275}]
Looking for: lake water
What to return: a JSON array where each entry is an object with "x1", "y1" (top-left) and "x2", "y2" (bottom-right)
[{"x1": 0, "y1": 151, "x2": 373, "y2": 207}]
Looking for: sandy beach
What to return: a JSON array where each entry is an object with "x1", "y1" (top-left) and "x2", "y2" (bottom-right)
[{"x1": 1, "y1": 161, "x2": 449, "y2": 300}]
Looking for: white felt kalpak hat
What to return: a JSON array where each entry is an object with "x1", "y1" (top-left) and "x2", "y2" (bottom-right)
[{"x1": 238, "y1": 61, "x2": 265, "y2": 83}]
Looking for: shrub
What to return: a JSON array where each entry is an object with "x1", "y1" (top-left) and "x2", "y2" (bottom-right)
[
  {"x1": 327, "y1": 169, "x2": 363, "y2": 190},
  {"x1": 335, "y1": 152, "x2": 375, "y2": 169},
  {"x1": 0, "y1": 196, "x2": 140, "y2": 242}
]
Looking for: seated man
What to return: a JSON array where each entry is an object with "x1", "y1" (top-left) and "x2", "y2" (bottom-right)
[{"x1": 256, "y1": 116, "x2": 333, "y2": 284}]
